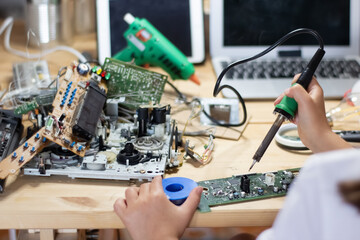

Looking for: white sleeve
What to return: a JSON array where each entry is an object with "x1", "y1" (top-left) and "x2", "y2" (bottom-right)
[{"x1": 257, "y1": 148, "x2": 360, "y2": 240}]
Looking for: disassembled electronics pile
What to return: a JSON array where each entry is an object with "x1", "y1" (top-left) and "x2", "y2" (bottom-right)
[{"x1": 0, "y1": 60, "x2": 179, "y2": 189}]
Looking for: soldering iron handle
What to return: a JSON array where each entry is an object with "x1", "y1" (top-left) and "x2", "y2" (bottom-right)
[{"x1": 296, "y1": 48, "x2": 325, "y2": 90}]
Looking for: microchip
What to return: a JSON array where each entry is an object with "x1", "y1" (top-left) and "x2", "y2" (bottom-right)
[
  {"x1": 210, "y1": 183, "x2": 221, "y2": 190},
  {"x1": 227, "y1": 178, "x2": 239, "y2": 185},
  {"x1": 72, "y1": 82, "x2": 106, "y2": 141}
]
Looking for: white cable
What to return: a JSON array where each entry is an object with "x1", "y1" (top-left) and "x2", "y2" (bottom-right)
[{"x1": 0, "y1": 17, "x2": 87, "y2": 63}]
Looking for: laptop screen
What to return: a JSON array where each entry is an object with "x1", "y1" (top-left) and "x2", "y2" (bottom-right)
[{"x1": 224, "y1": 0, "x2": 350, "y2": 47}]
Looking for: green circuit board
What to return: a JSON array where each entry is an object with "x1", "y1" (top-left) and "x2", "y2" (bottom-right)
[
  {"x1": 197, "y1": 168, "x2": 300, "y2": 212},
  {"x1": 102, "y1": 58, "x2": 167, "y2": 109}
]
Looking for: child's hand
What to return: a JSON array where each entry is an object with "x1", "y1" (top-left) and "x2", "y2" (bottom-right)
[
  {"x1": 339, "y1": 180, "x2": 360, "y2": 212},
  {"x1": 274, "y1": 74, "x2": 351, "y2": 152},
  {"x1": 114, "y1": 176, "x2": 203, "y2": 240}
]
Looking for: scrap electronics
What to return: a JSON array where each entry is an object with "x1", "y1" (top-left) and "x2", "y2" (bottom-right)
[
  {"x1": 3, "y1": 27, "x2": 325, "y2": 207},
  {"x1": 0, "y1": 58, "x2": 298, "y2": 211},
  {"x1": 0, "y1": 59, "x2": 180, "y2": 190}
]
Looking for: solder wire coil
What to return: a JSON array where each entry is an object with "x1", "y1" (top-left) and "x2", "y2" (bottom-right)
[{"x1": 162, "y1": 177, "x2": 198, "y2": 205}]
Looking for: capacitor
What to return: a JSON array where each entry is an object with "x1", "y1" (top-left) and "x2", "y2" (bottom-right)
[
  {"x1": 70, "y1": 141, "x2": 76, "y2": 148},
  {"x1": 42, "y1": 137, "x2": 47, "y2": 143},
  {"x1": 273, "y1": 186, "x2": 279, "y2": 193},
  {"x1": 77, "y1": 63, "x2": 89, "y2": 75},
  {"x1": 37, "y1": 113, "x2": 43, "y2": 127},
  {"x1": 19, "y1": 156, "x2": 24, "y2": 163},
  {"x1": 31, "y1": 146, "x2": 35, "y2": 152},
  {"x1": 240, "y1": 191, "x2": 246, "y2": 198},
  {"x1": 24, "y1": 142, "x2": 29, "y2": 148},
  {"x1": 35, "y1": 133, "x2": 40, "y2": 139},
  {"x1": 12, "y1": 152, "x2": 17, "y2": 158},
  {"x1": 286, "y1": 171, "x2": 294, "y2": 178},
  {"x1": 77, "y1": 145, "x2": 83, "y2": 151},
  {"x1": 258, "y1": 188, "x2": 264, "y2": 195},
  {"x1": 59, "y1": 113, "x2": 66, "y2": 122},
  {"x1": 233, "y1": 192, "x2": 240, "y2": 198},
  {"x1": 228, "y1": 193, "x2": 234, "y2": 200}
]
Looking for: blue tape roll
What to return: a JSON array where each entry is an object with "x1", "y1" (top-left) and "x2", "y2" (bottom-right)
[{"x1": 162, "y1": 177, "x2": 197, "y2": 205}]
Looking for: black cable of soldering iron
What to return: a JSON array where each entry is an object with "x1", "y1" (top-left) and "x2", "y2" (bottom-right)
[{"x1": 213, "y1": 28, "x2": 324, "y2": 97}]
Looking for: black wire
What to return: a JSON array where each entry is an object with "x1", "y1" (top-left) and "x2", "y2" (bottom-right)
[
  {"x1": 213, "y1": 28, "x2": 324, "y2": 97},
  {"x1": 166, "y1": 80, "x2": 189, "y2": 103}
]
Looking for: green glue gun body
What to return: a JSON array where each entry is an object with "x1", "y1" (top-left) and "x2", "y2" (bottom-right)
[{"x1": 113, "y1": 13, "x2": 200, "y2": 85}]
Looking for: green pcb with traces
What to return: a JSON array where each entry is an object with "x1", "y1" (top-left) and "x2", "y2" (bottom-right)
[
  {"x1": 197, "y1": 168, "x2": 300, "y2": 212},
  {"x1": 102, "y1": 58, "x2": 167, "y2": 109}
]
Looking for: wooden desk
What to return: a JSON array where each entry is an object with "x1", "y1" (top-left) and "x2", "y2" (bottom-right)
[{"x1": 0, "y1": 21, "x2": 340, "y2": 232}]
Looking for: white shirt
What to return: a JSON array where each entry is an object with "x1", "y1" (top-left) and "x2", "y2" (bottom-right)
[{"x1": 258, "y1": 148, "x2": 360, "y2": 240}]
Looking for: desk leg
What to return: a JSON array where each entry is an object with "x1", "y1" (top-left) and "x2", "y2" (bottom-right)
[{"x1": 40, "y1": 229, "x2": 55, "y2": 240}]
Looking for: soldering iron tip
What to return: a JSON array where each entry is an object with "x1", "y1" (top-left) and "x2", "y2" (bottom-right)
[{"x1": 248, "y1": 159, "x2": 257, "y2": 172}]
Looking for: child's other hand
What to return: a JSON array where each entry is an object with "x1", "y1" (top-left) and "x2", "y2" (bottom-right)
[{"x1": 113, "y1": 176, "x2": 203, "y2": 240}]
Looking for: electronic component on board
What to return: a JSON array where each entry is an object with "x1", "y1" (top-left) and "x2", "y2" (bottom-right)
[
  {"x1": 240, "y1": 175, "x2": 250, "y2": 193},
  {"x1": 72, "y1": 82, "x2": 106, "y2": 141},
  {"x1": 77, "y1": 63, "x2": 90, "y2": 75}
]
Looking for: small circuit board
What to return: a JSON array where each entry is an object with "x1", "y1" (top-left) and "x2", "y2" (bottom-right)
[
  {"x1": 14, "y1": 90, "x2": 56, "y2": 115},
  {"x1": 42, "y1": 63, "x2": 106, "y2": 157},
  {"x1": 0, "y1": 128, "x2": 49, "y2": 179},
  {"x1": 197, "y1": 168, "x2": 299, "y2": 212},
  {"x1": 102, "y1": 58, "x2": 167, "y2": 109}
]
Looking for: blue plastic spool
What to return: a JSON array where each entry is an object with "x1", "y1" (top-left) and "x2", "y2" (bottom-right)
[{"x1": 162, "y1": 177, "x2": 197, "y2": 205}]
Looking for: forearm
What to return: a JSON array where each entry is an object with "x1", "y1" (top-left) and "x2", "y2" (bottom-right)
[{"x1": 309, "y1": 130, "x2": 352, "y2": 153}]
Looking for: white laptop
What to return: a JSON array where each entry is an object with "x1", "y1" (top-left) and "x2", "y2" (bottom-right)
[{"x1": 210, "y1": 0, "x2": 360, "y2": 99}]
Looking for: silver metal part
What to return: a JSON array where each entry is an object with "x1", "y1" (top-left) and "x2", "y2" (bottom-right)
[{"x1": 23, "y1": 107, "x2": 175, "y2": 181}]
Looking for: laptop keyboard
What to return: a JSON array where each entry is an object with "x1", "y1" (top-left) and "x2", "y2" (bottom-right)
[{"x1": 221, "y1": 59, "x2": 360, "y2": 80}]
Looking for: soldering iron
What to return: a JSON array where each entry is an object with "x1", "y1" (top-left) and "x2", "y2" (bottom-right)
[
  {"x1": 212, "y1": 29, "x2": 325, "y2": 171},
  {"x1": 113, "y1": 13, "x2": 200, "y2": 85}
]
